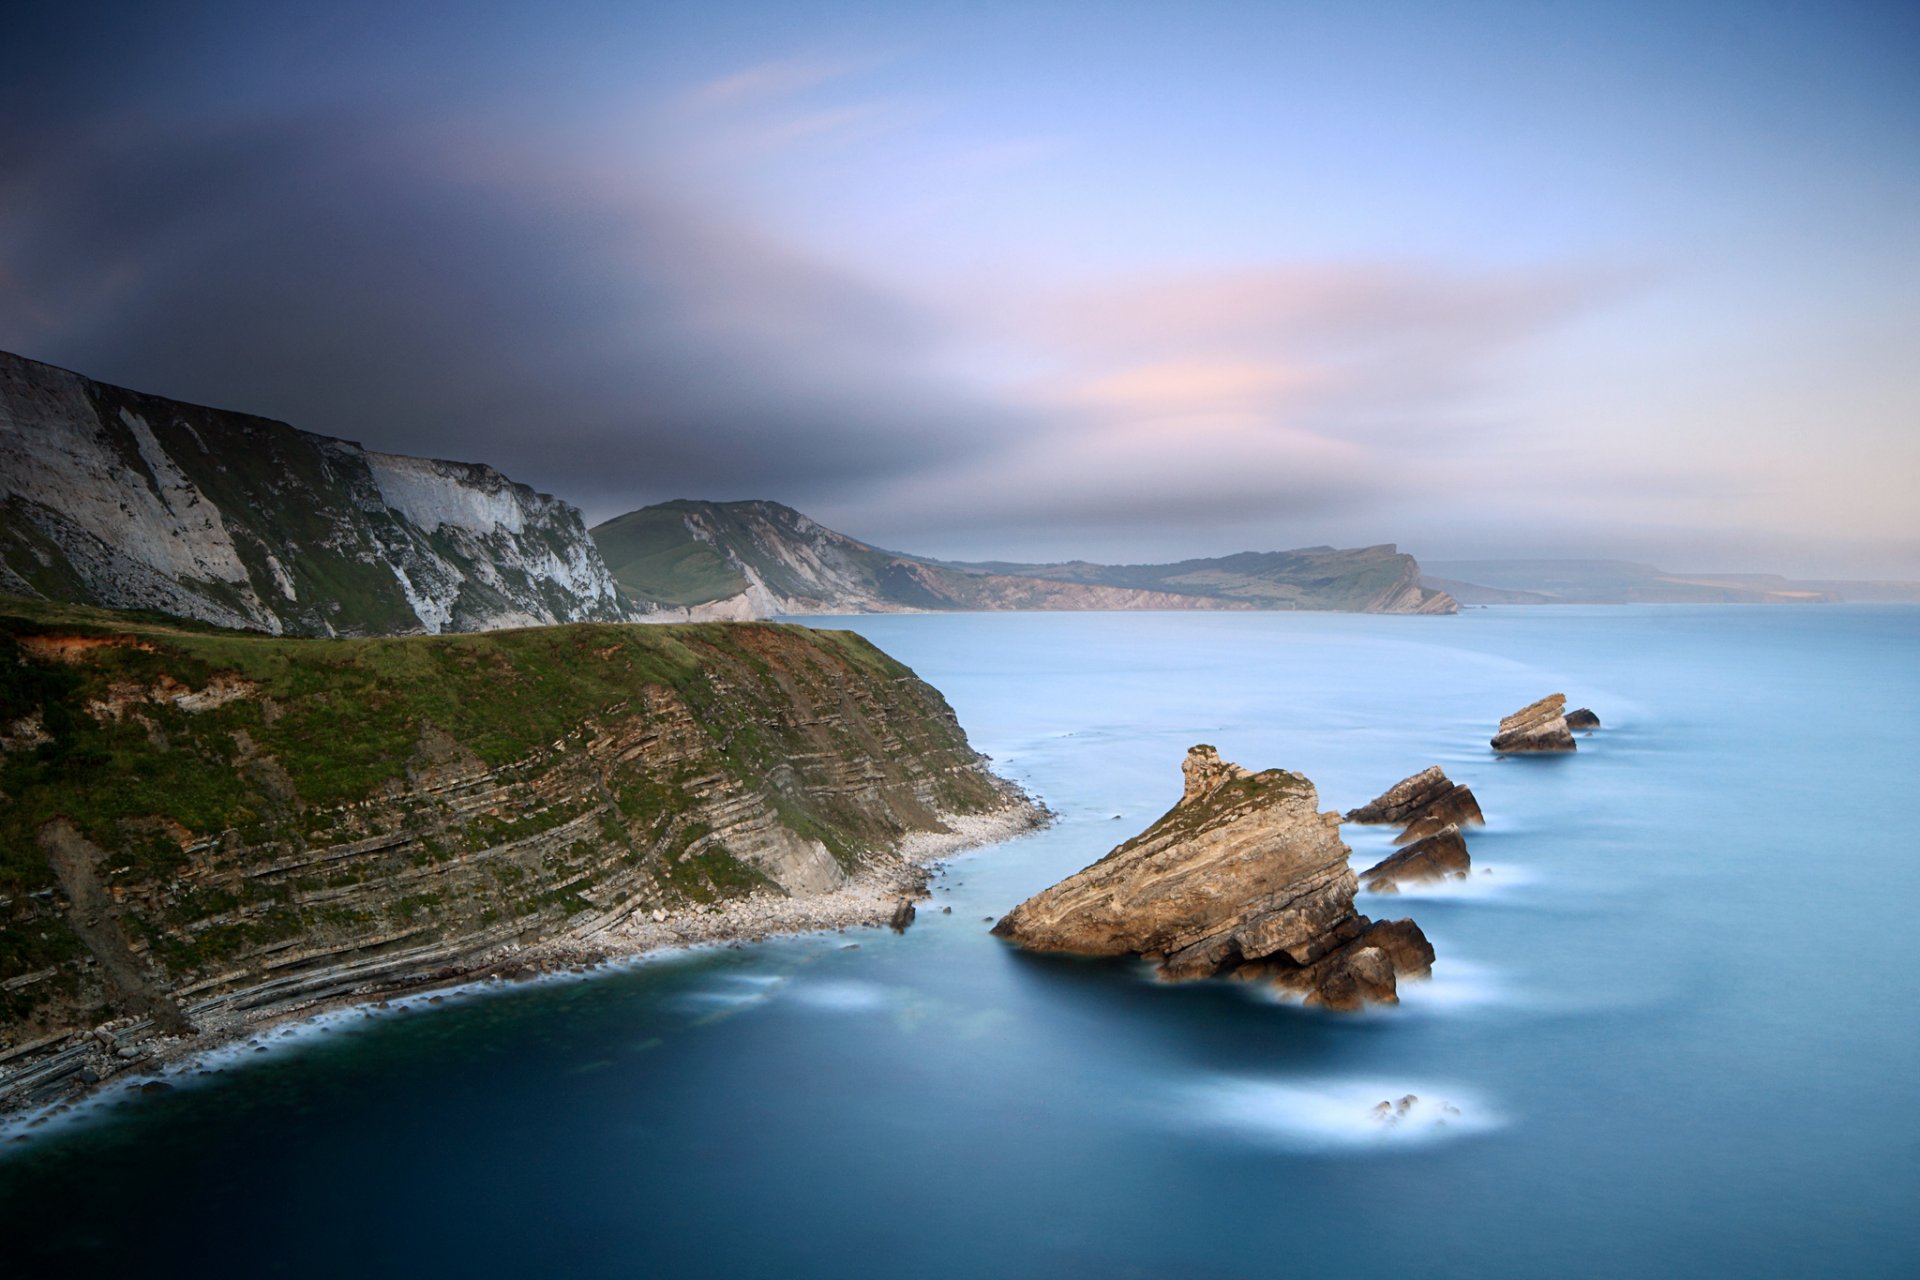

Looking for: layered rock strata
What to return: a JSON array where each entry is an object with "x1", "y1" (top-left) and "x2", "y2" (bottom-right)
[
  {"x1": 1491, "y1": 694, "x2": 1577, "y2": 753},
  {"x1": 1359, "y1": 827, "x2": 1472, "y2": 893},
  {"x1": 1344, "y1": 765, "x2": 1485, "y2": 844},
  {"x1": 992, "y1": 746, "x2": 1433, "y2": 1011},
  {"x1": 0, "y1": 603, "x2": 1035, "y2": 1110}
]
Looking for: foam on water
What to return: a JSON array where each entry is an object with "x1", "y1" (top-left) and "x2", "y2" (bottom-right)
[
  {"x1": 1177, "y1": 1075, "x2": 1506, "y2": 1151},
  {"x1": 675, "y1": 972, "x2": 787, "y2": 1015},
  {"x1": 1354, "y1": 860, "x2": 1542, "y2": 902},
  {"x1": 1392, "y1": 955, "x2": 1511, "y2": 1011},
  {"x1": 784, "y1": 980, "x2": 892, "y2": 1012}
]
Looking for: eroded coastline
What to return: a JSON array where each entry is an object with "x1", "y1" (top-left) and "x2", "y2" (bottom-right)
[{"x1": 1, "y1": 798, "x2": 1050, "y2": 1145}]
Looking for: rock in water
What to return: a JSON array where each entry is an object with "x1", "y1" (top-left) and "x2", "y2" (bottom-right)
[
  {"x1": 888, "y1": 899, "x2": 917, "y2": 933},
  {"x1": 1359, "y1": 826, "x2": 1472, "y2": 893},
  {"x1": 992, "y1": 746, "x2": 1433, "y2": 1010},
  {"x1": 1491, "y1": 694, "x2": 1577, "y2": 753},
  {"x1": 1344, "y1": 765, "x2": 1485, "y2": 844},
  {"x1": 1565, "y1": 707, "x2": 1601, "y2": 730}
]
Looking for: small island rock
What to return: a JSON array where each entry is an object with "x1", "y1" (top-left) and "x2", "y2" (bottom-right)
[
  {"x1": 1359, "y1": 825, "x2": 1472, "y2": 893},
  {"x1": 992, "y1": 746, "x2": 1434, "y2": 1010},
  {"x1": 1565, "y1": 707, "x2": 1601, "y2": 730},
  {"x1": 1491, "y1": 694, "x2": 1577, "y2": 753},
  {"x1": 1345, "y1": 765, "x2": 1485, "y2": 843}
]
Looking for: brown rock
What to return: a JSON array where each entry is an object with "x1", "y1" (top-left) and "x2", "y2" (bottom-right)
[
  {"x1": 1360, "y1": 826, "x2": 1472, "y2": 892},
  {"x1": 1181, "y1": 744, "x2": 1251, "y2": 802},
  {"x1": 1565, "y1": 707, "x2": 1601, "y2": 730},
  {"x1": 1491, "y1": 694, "x2": 1576, "y2": 753},
  {"x1": 1344, "y1": 765, "x2": 1485, "y2": 844},
  {"x1": 993, "y1": 746, "x2": 1434, "y2": 1011},
  {"x1": 888, "y1": 899, "x2": 917, "y2": 932},
  {"x1": 1307, "y1": 946, "x2": 1398, "y2": 1011}
]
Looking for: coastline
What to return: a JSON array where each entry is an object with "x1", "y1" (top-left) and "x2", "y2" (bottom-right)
[{"x1": 0, "y1": 795, "x2": 1051, "y2": 1146}]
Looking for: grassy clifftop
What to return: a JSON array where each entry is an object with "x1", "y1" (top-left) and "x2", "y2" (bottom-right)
[{"x1": 0, "y1": 597, "x2": 1009, "y2": 1071}]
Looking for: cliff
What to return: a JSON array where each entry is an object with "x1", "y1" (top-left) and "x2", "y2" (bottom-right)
[
  {"x1": 992, "y1": 746, "x2": 1433, "y2": 1010},
  {"x1": 593, "y1": 499, "x2": 1458, "y2": 618},
  {"x1": 0, "y1": 350, "x2": 631, "y2": 637},
  {"x1": 0, "y1": 597, "x2": 1026, "y2": 1108}
]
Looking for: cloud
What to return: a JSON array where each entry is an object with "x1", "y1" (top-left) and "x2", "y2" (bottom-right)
[
  {"x1": 0, "y1": 106, "x2": 1038, "y2": 523},
  {"x1": 685, "y1": 56, "x2": 865, "y2": 109},
  {"x1": 0, "y1": 44, "x2": 1628, "y2": 565}
]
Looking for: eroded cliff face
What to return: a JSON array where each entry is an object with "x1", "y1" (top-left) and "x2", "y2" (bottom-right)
[
  {"x1": 0, "y1": 350, "x2": 631, "y2": 636},
  {"x1": 0, "y1": 604, "x2": 1020, "y2": 1107},
  {"x1": 992, "y1": 746, "x2": 1433, "y2": 1010}
]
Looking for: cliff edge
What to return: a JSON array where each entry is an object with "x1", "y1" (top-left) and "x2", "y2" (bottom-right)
[{"x1": 0, "y1": 598, "x2": 1035, "y2": 1109}]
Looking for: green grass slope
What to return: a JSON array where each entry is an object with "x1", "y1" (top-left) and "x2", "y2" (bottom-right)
[{"x1": 0, "y1": 595, "x2": 1005, "y2": 1041}]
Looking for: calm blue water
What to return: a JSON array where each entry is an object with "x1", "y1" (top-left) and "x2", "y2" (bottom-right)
[{"x1": 3, "y1": 606, "x2": 1917, "y2": 1278}]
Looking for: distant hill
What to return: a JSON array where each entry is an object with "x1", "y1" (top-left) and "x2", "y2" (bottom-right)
[
  {"x1": 592, "y1": 499, "x2": 1458, "y2": 618},
  {"x1": 0, "y1": 350, "x2": 631, "y2": 635},
  {"x1": 1422, "y1": 559, "x2": 1849, "y2": 605}
]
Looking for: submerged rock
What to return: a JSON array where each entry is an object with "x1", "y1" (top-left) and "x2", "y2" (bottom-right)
[
  {"x1": 1359, "y1": 826, "x2": 1472, "y2": 893},
  {"x1": 1565, "y1": 707, "x2": 1601, "y2": 730},
  {"x1": 992, "y1": 746, "x2": 1433, "y2": 1010},
  {"x1": 1345, "y1": 765, "x2": 1485, "y2": 843},
  {"x1": 1491, "y1": 694, "x2": 1577, "y2": 754}
]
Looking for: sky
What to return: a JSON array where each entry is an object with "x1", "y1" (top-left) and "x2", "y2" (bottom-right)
[{"x1": 2, "y1": 1, "x2": 1916, "y2": 576}]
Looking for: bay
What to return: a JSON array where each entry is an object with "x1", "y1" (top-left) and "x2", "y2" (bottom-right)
[{"x1": 3, "y1": 606, "x2": 1916, "y2": 1278}]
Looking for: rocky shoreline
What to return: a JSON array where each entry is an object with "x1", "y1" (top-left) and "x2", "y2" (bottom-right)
[{"x1": 1, "y1": 798, "x2": 1050, "y2": 1140}]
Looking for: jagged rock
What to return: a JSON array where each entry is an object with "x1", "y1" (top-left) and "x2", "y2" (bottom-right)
[
  {"x1": 993, "y1": 746, "x2": 1434, "y2": 1010},
  {"x1": 1491, "y1": 694, "x2": 1576, "y2": 753},
  {"x1": 1359, "y1": 826, "x2": 1472, "y2": 892},
  {"x1": 888, "y1": 899, "x2": 917, "y2": 933},
  {"x1": 1344, "y1": 765, "x2": 1485, "y2": 843},
  {"x1": 1182, "y1": 744, "x2": 1251, "y2": 801},
  {"x1": 1307, "y1": 946, "x2": 1397, "y2": 1011},
  {"x1": 1565, "y1": 707, "x2": 1601, "y2": 730}
]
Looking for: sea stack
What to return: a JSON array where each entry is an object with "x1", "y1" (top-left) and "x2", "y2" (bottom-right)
[
  {"x1": 1565, "y1": 707, "x2": 1602, "y2": 730},
  {"x1": 992, "y1": 746, "x2": 1434, "y2": 1011},
  {"x1": 1491, "y1": 694, "x2": 1577, "y2": 753},
  {"x1": 1358, "y1": 826, "x2": 1472, "y2": 892},
  {"x1": 1345, "y1": 765, "x2": 1485, "y2": 844}
]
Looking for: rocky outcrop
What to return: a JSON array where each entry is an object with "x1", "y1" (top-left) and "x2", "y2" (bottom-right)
[
  {"x1": 592, "y1": 499, "x2": 1460, "y2": 619},
  {"x1": 992, "y1": 746, "x2": 1433, "y2": 1010},
  {"x1": 1359, "y1": 826, "x2": 1472, "y2": 893},
  {"x1": 1491, "y1": 694, "x2": 1576, "y2": 753},
  {"x1": 1181, "y1": 744, "x2": 1251, "y2": 799},
  {"x1": 0, "y1": 349, "x2": 632, "y2": 636},
  {"x1": 0, "y1": 604, "x2": 1035, "y2": 1110},
  {"x1": 1344, "y1": 765, "x2": 1485, "y2": 843},
  {"x1": 1565, "y1": 707, "x2": 1601, "y2": 730}
]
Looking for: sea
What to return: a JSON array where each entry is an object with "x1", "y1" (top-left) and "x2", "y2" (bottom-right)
[{"x1": 2, "y1": 605, "x2": 1916, "y2": 1278}]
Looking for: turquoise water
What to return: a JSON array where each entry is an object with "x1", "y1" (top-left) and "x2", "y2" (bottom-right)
[{"x1": 3, "y1": 606, "x2": 1917, "y2": 1278}]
